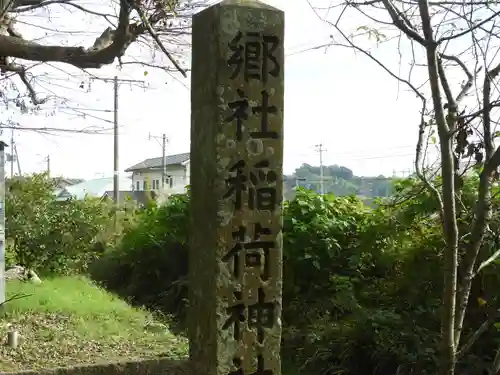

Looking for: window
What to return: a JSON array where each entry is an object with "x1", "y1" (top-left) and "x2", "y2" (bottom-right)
[
  {"x1": 143, "y1": 180, "x2": 148, "y2": 190},
  {"x1": 136, "y1": 181, "x2": 140, "y2": 191},
  {"x1": 165, "y1": 176, "x2": 173, "y2": 188},
  {"x1": 153, "y1": 179, "x2": 160, "y2": 190}
]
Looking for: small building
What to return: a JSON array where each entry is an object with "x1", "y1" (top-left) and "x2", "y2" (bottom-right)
[
  {"x1": 52, "y1": 177, "x2": 84, "y2": 200},
  {"x1": 54, "y1": 177, "x2": 134, "y2": 201},
  {"x1": 53, "y1": 177, "x2": 84, "y2": 189},
  {"x1": 124, "y1": 152, "x2": 190, "y2": 193}
]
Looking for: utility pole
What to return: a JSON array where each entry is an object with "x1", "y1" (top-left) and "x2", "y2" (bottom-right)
[
  {"x1": 46, "y1": 155, "x2": 50, "y2": 177},
  {"x1": 162, "y1": 133, "x2": 166, "y2": 188},
  {"x1": 13, "y1": 143, "x2": 21, "y2": 176},
  {"x1": 315, "y1": 143, "x2": 327, "y2": 195},
  {"x1": 149, "y1": 133, "x2": 168, "y2": 188},
  {"x1": 91, "y1": 75, "x2": 145, "y2": 230},
  {"x1": 91, "y1": 75, "x2": 145, "y2": 205},
  {"x1": 113, "y1": 76, "x2": 118, "y2": 204},
  {"x1": 9, "y1": 129, "x2": 13, "y2": 179},
  {"x1": 0, "y1": 141, "x2": 7, "y2": 305},
  {"x1": 6, "y1": 130, "x2": 19, "y2": 178}
]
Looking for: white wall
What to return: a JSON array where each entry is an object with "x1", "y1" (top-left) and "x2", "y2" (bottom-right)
[
  {"x1": 131, "y1": 165, "x2": 189, "y2": 191},
  {"x1": 184, "y1": 161, "x2": 190, "y2": 185}
]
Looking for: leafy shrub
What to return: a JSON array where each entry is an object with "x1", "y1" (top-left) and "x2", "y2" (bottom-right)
[
  {"x1": 280, "y1": 188, "x2": 441, "y2": 375},
  {"x1": 91, "y1": 193, "x2": 190, "y2": 322},
  {"x1": 95, "y1": 187, "x2": 439, "y2": 374},
  {"x1": 92, "y1": 179, "x2": 500, "y2": 375},
  {"x1": 6, "y1": 173, "x2": 115, "y2": 274}
]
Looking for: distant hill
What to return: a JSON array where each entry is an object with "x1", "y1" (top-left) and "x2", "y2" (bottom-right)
[{"x1": 284, "y1": 163, "x2": 394, "y2": 200}]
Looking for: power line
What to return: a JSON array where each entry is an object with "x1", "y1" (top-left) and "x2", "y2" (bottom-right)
[
  {"x1": 320, "y1": 144, "x2": 423, "y2": 156},
  {"x1": 295, "y1": 144, "x2": 438, "y2": 161},
  {"x1": 347, "y1": 149, "x2": 439, "y2": 162},
  {"x1": 148, "y1": 132, "x2": 164, "y2": 148},
  {"x1": 295, "y1": 148, "x2": 440, "y2": 163},
  {"x1": 91, "y1": 76, "x2": 146, "y2": 222},
  {"x1": 63, "y1": 107, "x2": 114, "y2": 113},
  {"x1": 287, "y1": 41, "x2": 331, "y2": 57},
  {"x1": 0, "y1": 125, "x2": 114, "y2": 135}
]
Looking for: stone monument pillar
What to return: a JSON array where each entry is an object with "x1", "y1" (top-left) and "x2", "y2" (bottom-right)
[
  {"x1": 0, "y1": 141, "x2": 7, "y2": 306},
  {"x1": 189, "y1": 1, "x2": 285, "y2": 375}
]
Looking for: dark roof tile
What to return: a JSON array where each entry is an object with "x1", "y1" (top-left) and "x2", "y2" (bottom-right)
[{"x1": 124, "y1": 152, "x2": 190, "y2": 172}]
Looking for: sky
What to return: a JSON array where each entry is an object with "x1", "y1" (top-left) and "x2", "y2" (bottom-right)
[{"x1": 4, "y1": 0, "x2": 437, "y2": 180}]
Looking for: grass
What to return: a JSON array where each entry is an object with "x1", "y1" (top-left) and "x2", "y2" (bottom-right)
[{"x1": 0, "y1": 276, "x2": 188, "y2": 372}]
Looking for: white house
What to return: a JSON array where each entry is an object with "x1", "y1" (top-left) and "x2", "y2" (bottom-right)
[
  {"x1": 124, "y1": 152, "x2": 190, "y2": 193},
  {"x1": 54, "y1": 176, "x2": 134, "y2": 201}
]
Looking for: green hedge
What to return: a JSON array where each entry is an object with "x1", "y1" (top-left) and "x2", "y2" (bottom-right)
[
  {"x1": 6, "y1": 173, "x2": 115, "y2": 274},
  {"x1": 91, "y1": 180, "x2": 500, "y2": 375}
]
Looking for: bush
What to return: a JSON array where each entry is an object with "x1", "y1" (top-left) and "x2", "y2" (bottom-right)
[
  {"x1": 94, "y1": 187, "x2": 437, "y2": 374},
  {"x1": 92, "y1": 179, "x2": 500, "y2": 375},
  {"x1": 6, "y1": 173, "x2": 115, "y2": 274},
  {"x1": 279, "y1": 188, "x2": 439, "y2": 375},
  {"x1": 91, "y1": 193, "x2": 190, "y2": 322}
]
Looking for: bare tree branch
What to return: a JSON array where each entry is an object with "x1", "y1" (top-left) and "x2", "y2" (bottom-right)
[
  {"x1": 0, "y1": 292, "x2": 30, "y2": 308},
  {"x1": 314, "y1": 0, "x2": 500, "y2": 370},
  {"x1": 380, "y1": 0, "x2": 426, "y2": 45},
  {"x1": 11, "y1": 0, "x2": 117, "y2": 19},
  {"x1": 0, "y1": 0, "x2": 132, "y2": 69},
  {"x1": 416, "y1": 1, "x2": 460, "y2": 372},
  {"x1": 120, "y1": 60, "x2": 190, "y2": 72},
  {"x1": 456, "y1": 309, "x2": 500, "y2": 359},
  {"x1": 415, "y1": 101, "x2": 445, "y2": 217},
  {"x1": 438, "y1": 9, "x2": 500, "y2": 44},
  {"x1": 128, "y1": 0, "x2": 187, "y2": 77},
  {"x1": 440, "y1": 53, "x2": 474, "y2": 103}
]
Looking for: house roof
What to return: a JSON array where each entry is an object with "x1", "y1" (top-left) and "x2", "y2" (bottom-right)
[
  {"x1": 124, "y1": 152, "x2": 190, "y2": 172},
  {"x1": 52, "y1": 177, "x2": 84, "y2": 187},
  {"x1": 61, "y1": 177, "x2": 133, "y2": 200}
]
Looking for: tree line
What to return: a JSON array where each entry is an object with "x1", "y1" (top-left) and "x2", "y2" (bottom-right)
[{"x1": 285, "y1": 163, "x2": 394, "y2": 199}]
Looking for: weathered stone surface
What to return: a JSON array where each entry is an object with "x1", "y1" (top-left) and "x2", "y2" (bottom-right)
[
  {"x1": 189, "y1": 1, "x2": 284, "y2": 375},
  {"x1": 0, "y1": 141, "x2": 6, "y2": 305},
  {"x1": 5, "y1": 266, "x2": 42, "y2": 284}
]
